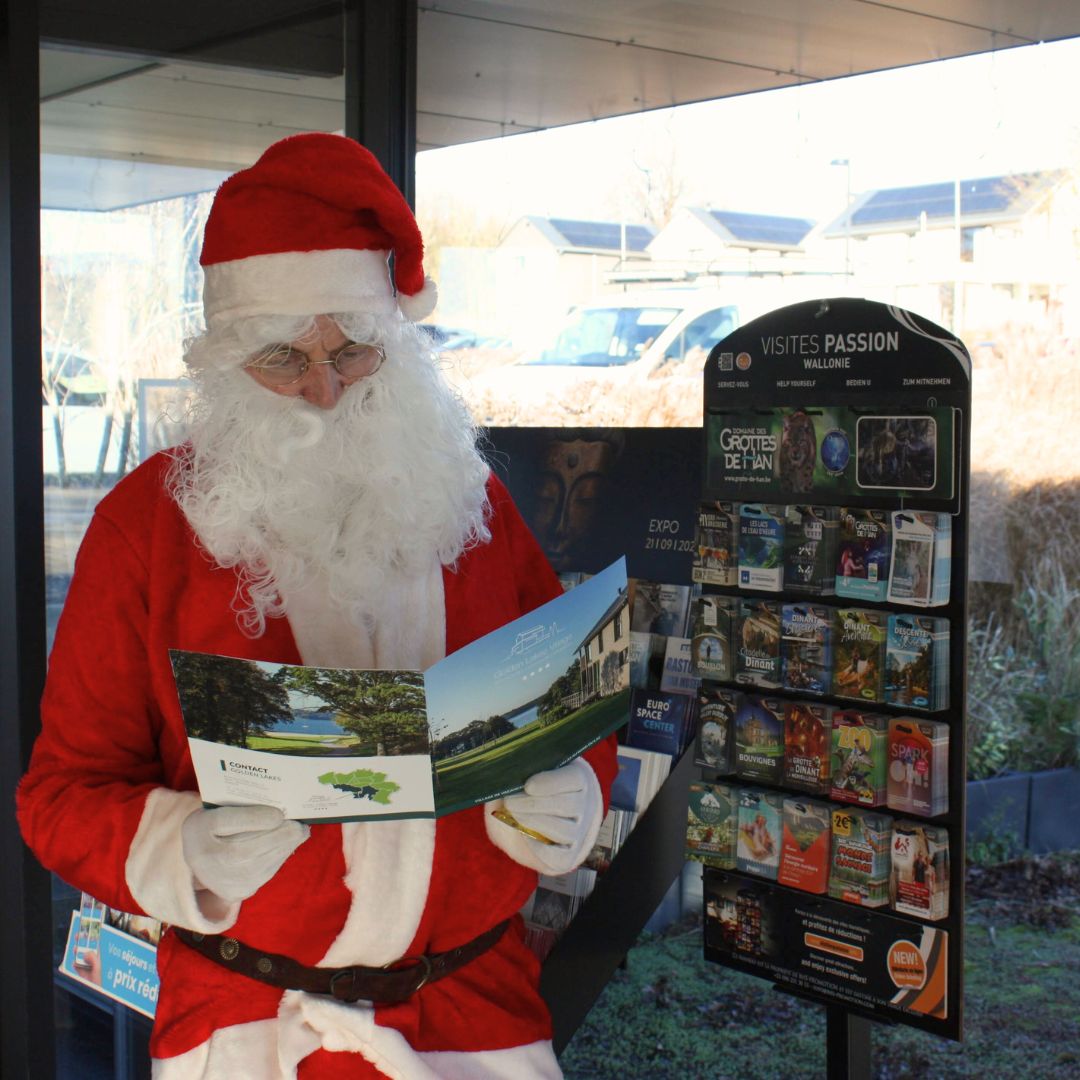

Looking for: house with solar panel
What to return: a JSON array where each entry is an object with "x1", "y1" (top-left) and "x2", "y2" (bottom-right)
[
  {"x1": 818, "y1": 170, "x2": 1077, "y2": 328},
  {"x1": 491, "y1": 216, "x2": 656, "y2": 344},
  {"x1": 644, "y1": 207, "x2": 818, "y2": 276}
]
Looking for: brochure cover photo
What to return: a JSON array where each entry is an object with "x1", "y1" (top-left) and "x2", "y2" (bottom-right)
[{"x1": 173, "y1": 559, "x2": 630, "y2": 822}]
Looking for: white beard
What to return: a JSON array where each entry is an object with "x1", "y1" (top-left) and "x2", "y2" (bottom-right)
[{"x1": 168, "y1": 316, "x2": 491, "y2": 637}]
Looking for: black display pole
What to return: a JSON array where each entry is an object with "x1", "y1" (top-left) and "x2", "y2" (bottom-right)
[{"x1": 826, "y1": 1005, "x2": 872, "y2": 1080}]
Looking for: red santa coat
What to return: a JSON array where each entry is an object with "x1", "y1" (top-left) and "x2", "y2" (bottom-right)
[{"x1": 18, "y1": 452, "x2": 617, "y2": 1078}]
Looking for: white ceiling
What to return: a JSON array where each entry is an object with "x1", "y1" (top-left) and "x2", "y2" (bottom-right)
[{"x1": 39, "y1": 1, "x2": 1080, "y2": 181}]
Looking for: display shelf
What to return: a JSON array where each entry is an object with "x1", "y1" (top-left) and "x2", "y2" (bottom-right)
[
  {"x1": 540, "y1": 744, "x2": 696, "y2": 1053},
  {"x1": 698, "y1": 299, "x2": 970, "y2": 1044}
]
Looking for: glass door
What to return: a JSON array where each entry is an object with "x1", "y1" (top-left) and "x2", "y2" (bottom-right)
[{"x1": 39, "y1": 5, "x2": 347, "y2": 1074}]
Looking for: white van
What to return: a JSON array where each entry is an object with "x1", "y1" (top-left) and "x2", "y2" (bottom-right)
[
  {"x1": 517, "y1": 290, "x2": 738, "y2": 376},
  {"x1": 460, "y1": 290, "x2": 739, "y2": 425}
]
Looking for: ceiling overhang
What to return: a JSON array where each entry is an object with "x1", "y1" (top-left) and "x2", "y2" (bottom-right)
[{"x1": 38, "y1": 2, "x2": 1080, "y2": 203}]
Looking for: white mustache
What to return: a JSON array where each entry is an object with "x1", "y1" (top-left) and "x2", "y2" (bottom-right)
[{"x1": 274, "y1": 406, "x2": 327, "y2": 464}]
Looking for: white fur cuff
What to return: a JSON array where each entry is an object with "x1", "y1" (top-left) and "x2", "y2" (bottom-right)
[{"x1": 126, "y1": 787, "x2": 241, "y2": 933}]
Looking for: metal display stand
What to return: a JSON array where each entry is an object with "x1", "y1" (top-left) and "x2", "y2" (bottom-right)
[{"x1": 696, "y1": 298, "x2": 970, "y2": 1052}]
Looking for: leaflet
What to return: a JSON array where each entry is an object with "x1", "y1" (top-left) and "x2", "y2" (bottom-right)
[{"x1": 172, "y1": 558, "x2": 630, "y2": 822}]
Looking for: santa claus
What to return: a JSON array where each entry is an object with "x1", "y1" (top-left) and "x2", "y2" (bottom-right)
[{"x1": 18, "y1": 133, "x2": 617, "y2": 1078}]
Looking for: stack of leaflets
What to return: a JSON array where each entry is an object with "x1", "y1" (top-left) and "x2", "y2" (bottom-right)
[
  {"x1": 734, "y1": 599, "x2": 782, "y2": 689},
  {"x1": 828, "y1": 806, "x2": 891, "y2": 908},
  {"x1": 783, "y1": 504, "x2": 839, "y2": 595},
  {"x1": 890, "y1": 820, "x2": 950, "y2": 921},
  {"x1": 689, "y1": 594, "x2": 736, "y2": 681},
  {"x1": 886, "y1": 718, "x2": 949, "y2": 817},
  {"x1": 686, "y1": 781, "x2": 738, "y2": 869},
  {"x1": 885, "y1": 614, "x2": 950, "y2": 711},
  {"x1": 629, "y1": 580, "x2": 691, "y2": 637},
  {"x1": 692, "y1": 501, "x2": 738, "y2": 587},
  {"x1": 832, "y1": 608, "x2": 887, "y2": 702},
  {"x1": 777, "y1": 797, "x2": 832, "y2": 894},
  {"x1": 610, "y1": 745, "x2": 672, "y2": 815},
  {"x1": 782, "y1": 701, "x2": 832, "y2": 795},
  {"x1": 584, "y1": 806, "x2": 636, "y2": 875},
  {"x1": 625, "y1": 688, "x2": 696, "y2": 758},
  {"x1": 628, "y1": 631, "x2": 667, "y2": 690},
  {"x1": 521, "y1": 866, "x2": 598, "y2": 961},
  {"x1": 659, "y1": 636, "x2": 703, "y2": 696},
  {"x1": 887, "y1": 511, "x2": 952, "y2": 607},
  {"x1": 736, "y1": 787, "x2": 783, "y2": 880},
  {"x1": 738, "y1": 504, "x2": 785, "y2": 591},
  {"x1": 780, "y1": 602, "x2": 832, "y2": 695},
  {"x1": 830, "y1": 711, "x2": 888, "y2": 808},
  {"x1": 733, "y1": 695, "x2": 785, "y2": 786},
  {"x1": 835, "y1": 508, "x2": 891, "y2": 601},
  {"x1": 695, "y1": 686, "x2": 739, "y2": 774}
]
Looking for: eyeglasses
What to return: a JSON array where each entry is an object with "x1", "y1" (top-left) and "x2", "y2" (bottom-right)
[{"x1": 245, "y1": 340, "x2": 386, "y2": 386}]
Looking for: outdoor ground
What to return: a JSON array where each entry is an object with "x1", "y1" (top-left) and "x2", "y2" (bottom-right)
[{"x1": 559, "y1": 853, "x2": 1080, "y2": 1079}]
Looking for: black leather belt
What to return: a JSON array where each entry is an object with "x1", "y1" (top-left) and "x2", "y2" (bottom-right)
[{"x1": 172, "y1": 919, "x2": 510, "y2": 1004}]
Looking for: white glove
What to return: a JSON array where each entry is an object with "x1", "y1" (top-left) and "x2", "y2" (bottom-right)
[
  {"x1": 181, "y1": 805, "x2": 309, "y2": 904},
  {"x1": 485, "y1": 759, "x2": 603, "y2": 876}
]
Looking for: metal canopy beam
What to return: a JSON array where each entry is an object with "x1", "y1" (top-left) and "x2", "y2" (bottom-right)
[{"x1": 345, "y1": 0, "x2": 418, "y2": 205}]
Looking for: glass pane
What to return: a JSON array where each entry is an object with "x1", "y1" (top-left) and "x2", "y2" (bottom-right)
[{"x1": 40, "y1": 5, "x2": 345, "y2": 1075}]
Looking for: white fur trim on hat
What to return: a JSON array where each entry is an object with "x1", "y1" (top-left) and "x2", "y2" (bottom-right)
[
  {"x1": 397, "y1": 275, "x2": 438, "y2": 321},
  {"x1": 202, "y1": 248, "x2": 398, "y2": 328}
]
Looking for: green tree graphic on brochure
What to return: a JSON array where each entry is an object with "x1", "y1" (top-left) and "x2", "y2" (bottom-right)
[{"x1": 317, "y1": 768, "x2": 400, "y2": 804}]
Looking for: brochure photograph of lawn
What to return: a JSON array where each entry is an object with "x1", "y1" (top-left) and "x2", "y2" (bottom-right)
[{"x1": 426, "y1": 558, "x2": 631, "y2": 813}]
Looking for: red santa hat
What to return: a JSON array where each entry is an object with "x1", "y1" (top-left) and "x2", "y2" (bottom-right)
[{"x1": 200, "y1": 132, "x2": 437, "y2": 328}]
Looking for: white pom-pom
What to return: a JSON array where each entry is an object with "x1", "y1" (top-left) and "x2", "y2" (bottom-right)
[{"x1": 397, "y1": 276, "x2": 438, "y2": 321}]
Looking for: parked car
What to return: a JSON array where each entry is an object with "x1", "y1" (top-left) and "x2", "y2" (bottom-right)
[
  {"x1": 521, "y1": 291, "x2": 738, "y2": 374},
  {"x1": 42, "y1": 349, "x2": 108, "y2": 407},
  {"x1": 470, "y1": 290, "x2": 738, "y2": 401},
  {"x1": 462, "y1": 291, "x2": 739, "y2": 425}
]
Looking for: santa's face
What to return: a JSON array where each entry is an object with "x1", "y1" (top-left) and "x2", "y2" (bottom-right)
[
  {"x1": 244, "y1": 315, "x2": 383, "y2": 411},
  {"x1": 170, "y1": 311, "x2": 491, "y2": 635}
]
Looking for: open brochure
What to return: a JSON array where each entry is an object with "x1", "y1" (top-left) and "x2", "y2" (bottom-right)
[{"x1": 171, "y1": 558, "x2": 630, "y2": 822}]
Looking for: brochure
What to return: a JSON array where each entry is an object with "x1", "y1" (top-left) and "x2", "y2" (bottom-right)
[
  {"x1": 172, "y1": 559, "x2": 630, "y2": 822},
  {"x1": 58, "y1": 893, "x2": 162, "y2": 1019}
]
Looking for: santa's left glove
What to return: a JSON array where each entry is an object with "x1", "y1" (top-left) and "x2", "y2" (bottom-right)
[
  {"x1": 485, "y1": 759, "x2": 603, "y2": 876},
  {"x1": 181, "y1": 805, "x2": 309, "y2": 904}
]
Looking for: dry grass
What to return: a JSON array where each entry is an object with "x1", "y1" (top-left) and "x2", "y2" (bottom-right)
[
  {"x1": 968, "y1": 326, "x2": 1079, "y2": 485},
  {"x1": 444, "y1": 348, "x2": 703, "y2": 428}
]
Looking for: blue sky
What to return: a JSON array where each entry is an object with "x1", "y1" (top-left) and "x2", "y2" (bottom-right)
[{"x1": 422, "y1": 557, "x2": 626, "y2": 740}]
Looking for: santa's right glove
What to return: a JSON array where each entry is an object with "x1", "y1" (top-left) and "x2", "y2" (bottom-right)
[{"x1": 181, "y1": 804, "x2": 309, "y2": 904}]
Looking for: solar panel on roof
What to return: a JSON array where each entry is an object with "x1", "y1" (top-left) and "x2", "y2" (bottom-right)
[
  {"x1": 850, "y1": 173, "x2": 1049, "y2": 228},
  {"x1": 548, "y1": 218, "x2": 654, "y2": 251},
  {"x1": 709, "y1": 210, "x2": 813, "y2": 247}
]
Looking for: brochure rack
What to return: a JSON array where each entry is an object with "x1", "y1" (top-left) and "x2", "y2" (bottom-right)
[{"x1": 695, "y1": 298, "x2": 970, "y2": 1058}]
